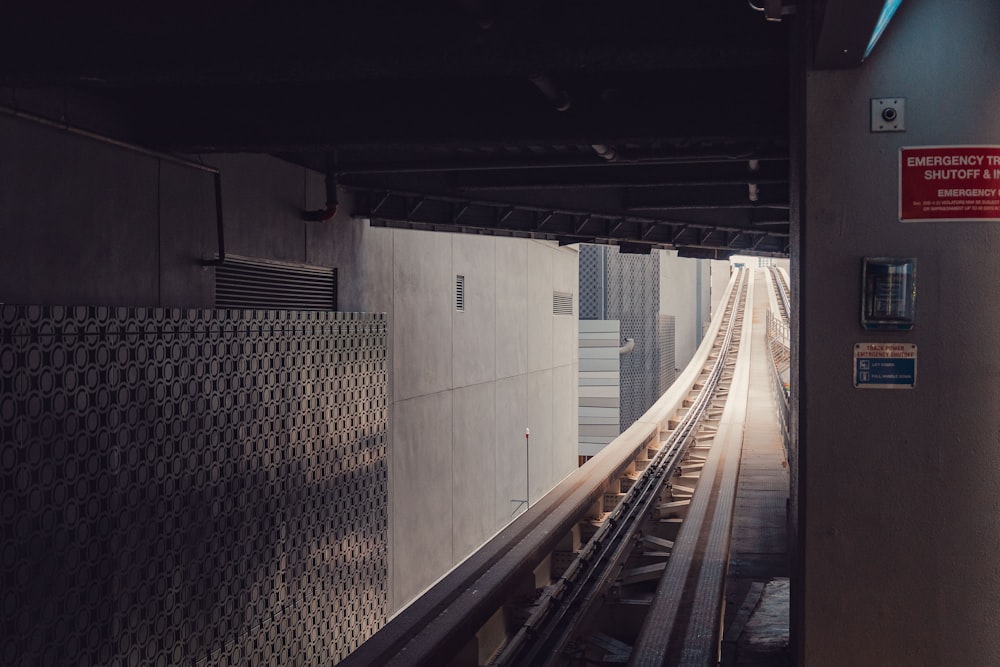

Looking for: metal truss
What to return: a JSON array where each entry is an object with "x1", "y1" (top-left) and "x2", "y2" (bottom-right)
[{"x1": 346, "y1": 186, "x2": 790, "y2": 256}]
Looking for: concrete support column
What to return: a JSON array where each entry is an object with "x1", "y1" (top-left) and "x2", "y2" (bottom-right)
[{"x1": 802, "y1": 1, "x2": 1000, "y2": 663}]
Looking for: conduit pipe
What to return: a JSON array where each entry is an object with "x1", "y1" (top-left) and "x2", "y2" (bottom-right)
[
  {"x1": 528, "y1": 73, "x2": 572, "y2": 111},
  {"x1": 618, "y1": 338, "x2": 635, "y2": 354},
  {"x1": 303, "y1": 171, "x2": 339, "y2": 222},
  {"x1": 592, "y1": 143, "x2": 618, "y2": 162}
]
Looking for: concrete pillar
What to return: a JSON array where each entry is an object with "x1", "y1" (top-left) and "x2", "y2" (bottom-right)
[{"x1": 802, "y1": 1, "x2": 1000, "y2": 663}]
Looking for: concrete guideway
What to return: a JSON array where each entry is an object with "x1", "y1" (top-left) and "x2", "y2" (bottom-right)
[
  {"x1": 340, "y1": 267, "x2": 792, "y2": 666},
  {"x1": 630, "y1": 268, "x2": 755, "y2": 666}
]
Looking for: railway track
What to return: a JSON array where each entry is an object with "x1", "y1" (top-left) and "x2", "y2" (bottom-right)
[
  {"x1": 768, "y1": 265, "x2": 790, "y2": 324},
  {"x1": 341, "y1": 268, "x2": 755, "y2": 667}
]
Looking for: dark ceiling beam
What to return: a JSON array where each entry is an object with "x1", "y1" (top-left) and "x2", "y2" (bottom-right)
[
  {"x1": 450, "y1": 160, "x2": 789, "y2": 190},
  {"x1": 625, "y1": 185, "x2": 789, "y2": 211},
  {"x1": 347, "y1": 186, "x2": 789, "y2": 255},
  {"x1": 333, "y1": 147, "x2": 789, "y2": 176}
]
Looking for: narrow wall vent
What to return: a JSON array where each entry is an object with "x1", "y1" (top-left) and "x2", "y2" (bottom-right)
[
  {"x1": 553, "y1": 291, "x2": 574, "y2": 315},
  {"x1": 456, "y1": 275, "x2": 465, "y2": 311},
  {"x1": 215, "y1": 255, "x2": 336, "y2": 310}
]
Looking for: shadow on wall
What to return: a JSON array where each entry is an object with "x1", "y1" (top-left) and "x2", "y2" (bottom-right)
[{"x1": 0, "y1": 306, "x2": 388, "y2": 666}]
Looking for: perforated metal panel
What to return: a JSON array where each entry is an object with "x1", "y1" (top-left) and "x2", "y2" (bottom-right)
[
  {"x1": 656, "y1": 313, "x2": 677, "y2": 395},
  {"x1": 0, "y1": 305, "x2": 387, "y2": 666},
  {"x1": 606, "y1": 248, "x2": 661, "y2": 431},
  {"x1": 578, "y1": 245, "x2": 607, "y2": 320}
]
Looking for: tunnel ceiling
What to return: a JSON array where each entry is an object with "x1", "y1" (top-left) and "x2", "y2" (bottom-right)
[{"x1": 0, "y1": 1, "x2": 792, "y2": 257}]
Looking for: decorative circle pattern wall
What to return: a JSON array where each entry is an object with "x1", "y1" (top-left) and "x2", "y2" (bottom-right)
[{"x1": 0, "y1": 306, "x2": 388, "y2": 666}]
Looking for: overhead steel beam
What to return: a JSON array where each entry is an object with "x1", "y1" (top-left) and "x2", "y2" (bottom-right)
[
  {"x1": 450, "y1": 160, "x2": 790, "y2": 190},
  {"x1": 625, "y1": 185, "x2": 789, "y2": 211},
  {"x1": 334, "y1": 147, "x2": 790, "y2": 176},
  {"x1": 347, "y1": 186, "x2": 789, "y2": 255}
]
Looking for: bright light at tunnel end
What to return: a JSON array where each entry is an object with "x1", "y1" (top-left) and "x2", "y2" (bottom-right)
[{"x1": 864, "y1": 0, "x2": 904, "y2": 60}]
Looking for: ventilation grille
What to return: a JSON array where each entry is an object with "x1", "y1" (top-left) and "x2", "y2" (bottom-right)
[
  {"x1": 553, "y1": 291, "x2": 574, "y2": 315},
  {"x1": 216, "y1": 255, "x2": 336, "y2": 310},
  {"x1": 456, "y1": 275, "x2": 465, "y2": 311}
]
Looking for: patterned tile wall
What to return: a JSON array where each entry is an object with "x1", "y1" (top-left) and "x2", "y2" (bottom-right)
[{"x1": 0, "y1": 305, "x2": 388, "y2": 666}]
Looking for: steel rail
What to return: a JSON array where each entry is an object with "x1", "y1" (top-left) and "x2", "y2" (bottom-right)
[{"x1": 492, "y1": 269, "x2": 750, "y2": 666}]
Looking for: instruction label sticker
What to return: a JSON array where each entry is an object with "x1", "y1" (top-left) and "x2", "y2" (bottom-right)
[
  {"x1": 854, "y1": 343, "x2": 917, "y2": 389},
  {"x1": 900, "y1": 146, "x2": 1000, "y2": 221}
]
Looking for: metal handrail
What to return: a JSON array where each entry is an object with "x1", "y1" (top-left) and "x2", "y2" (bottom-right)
[{"x1": 765, "y1": 309, "x2": 790, "y2": 459}]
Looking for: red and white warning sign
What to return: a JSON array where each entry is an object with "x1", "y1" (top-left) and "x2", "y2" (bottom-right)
[{"x1": 899, "y1": 146, "x2": 1000, "y2": 222}]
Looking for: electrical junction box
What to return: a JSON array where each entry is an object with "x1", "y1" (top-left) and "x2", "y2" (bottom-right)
[{"x1": 861, "y1": 257, "x2": 916, "y2": 330}]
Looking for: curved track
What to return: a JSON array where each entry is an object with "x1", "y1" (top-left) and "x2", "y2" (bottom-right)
[{"x1": 341, "y1": 268, "x2": 756, "y2": 667}]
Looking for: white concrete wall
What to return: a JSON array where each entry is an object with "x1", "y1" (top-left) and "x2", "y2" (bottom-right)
[
  {"x1": 326, "y1": 219, "x2": 580, "y2": 609},
  {"x1": 709, "y1": 259, "x2": 731, "y2": 321},
  {"x1": 657, "y1": 250, "x2": 707, "y2": 371},
  {"x1": 802, "y1": 1, "x2": 1000, "y2": 663}
]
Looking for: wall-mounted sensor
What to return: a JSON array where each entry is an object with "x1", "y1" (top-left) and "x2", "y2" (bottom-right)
[{"x1": 871, "y1": 98, "x2": 905, "y2": 132}]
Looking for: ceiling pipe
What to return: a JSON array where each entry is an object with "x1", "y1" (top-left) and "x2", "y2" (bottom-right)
[
  {"x1": 528, "y1": 73, "x2": 571, "y2": 112},
  {"x1": 748, "y1": 0, "x2": 796, "y2": 21},
  {"x1": 303, "y1": 158, "x2": 339, "y2": 222},
  {"x1": 591, "y1": 143, "x2": 618, "y2": 162}
]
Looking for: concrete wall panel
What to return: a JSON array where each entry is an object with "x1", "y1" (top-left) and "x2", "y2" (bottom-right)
[
  {"x1": 393, "y1": 230, "x2": 453, "y2": 401},
  {"x1": 658, "y1": 251, "x2": 702, "y2": 370},
  {"x1": 527, "y1": 369, "x2": 554, "y2": 503},
  {"x1": 452, "y1": 381, "x2": 498, "y2": 558},
  {"x1": 710, "y1": 260, "x2": 730, "y2": 318},
  {"x1": 552, "y1": 246, "x2": 578, "y2": 367},
  {"x1": 494, "y1": 374, "x2": 529, "y2": 526},
  {"x1": 527, "y1": 242, "x2": 554, "y2": 373},
  {"x1": 207, "y1": 154, "x2": 307, "y2": 264},
  {"x1": 158, "y1": 161, "x2": 215, "y2": 307},
  {"x1": 453, "y1": 235, "x2": 497, "y2": 388},
  {"x1": 0, "y1": 117, "x2": 159, "y2": 306},
  {"x1": 392, "y1": 391, "x2": 454, "y2": 609},
  {"x1": 495, "y1": 238, "x2": 528, "y2": 379},
  {"x1": 553, "y1": 362, "x2": 578, "y2": 477}
]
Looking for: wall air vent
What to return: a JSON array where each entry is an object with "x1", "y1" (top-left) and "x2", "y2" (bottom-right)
[
  {"x1": 553, "y1": 291, "x2": 574, "y2": 315},
  {"x1": 215, "y1": 255, "x2": 336, "y2": 310},
  {"x1": 456, "y1": 275, "x2": 465, "y2": 311}
]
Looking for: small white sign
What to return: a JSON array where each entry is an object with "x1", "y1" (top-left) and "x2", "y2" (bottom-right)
[{"x1": 854, "y1": 343, "x2": 917, "y2": 389}]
